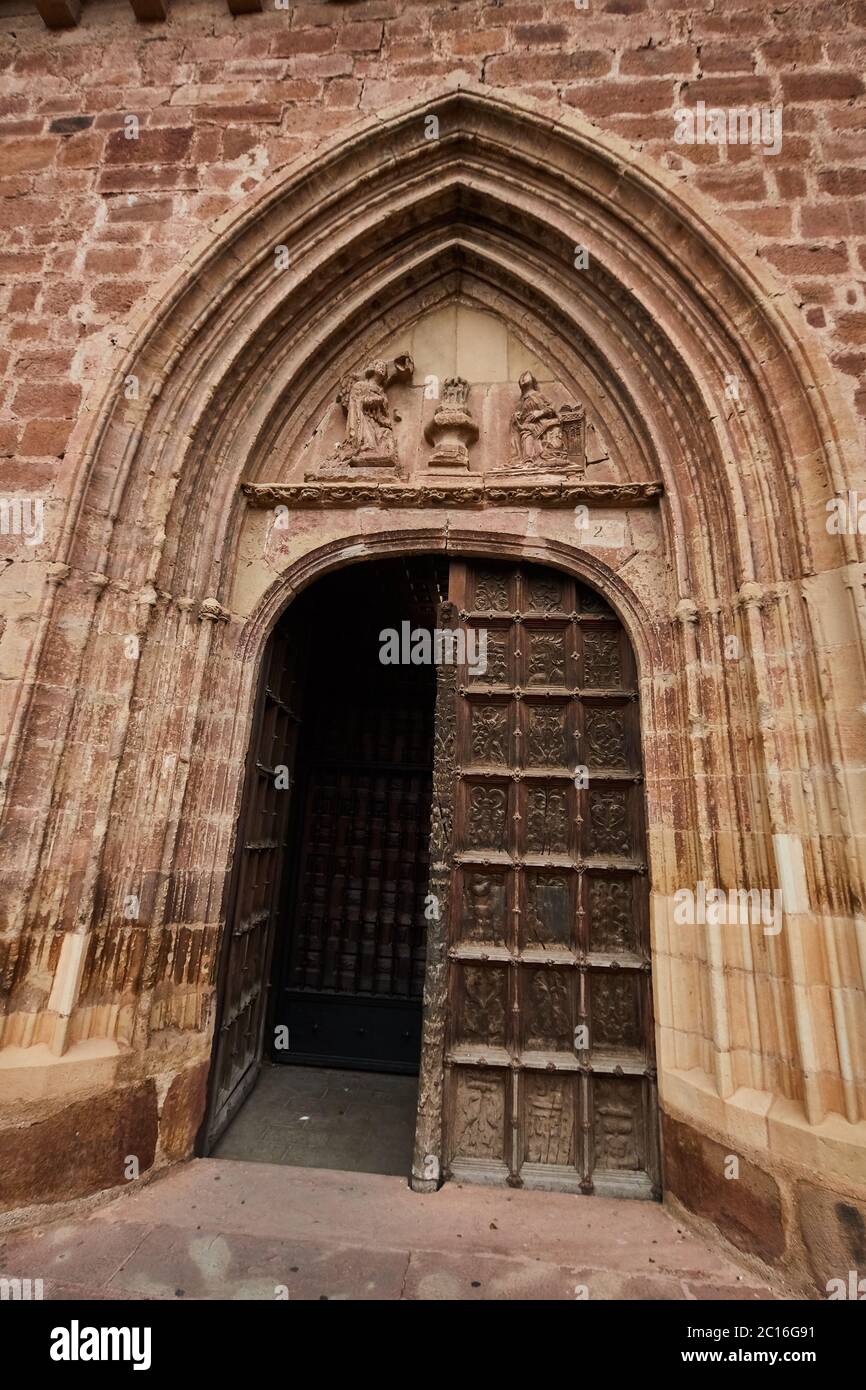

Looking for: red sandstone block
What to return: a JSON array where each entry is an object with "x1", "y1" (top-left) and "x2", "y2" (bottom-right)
[
  {"x1": 0, "y1": 430, "x2": 19, "y2": 465},
  {"x1": 482, "y1": 2, "x2": 544, "y2": 18},
  {"x1": 762, "y1": 242, "x2": 851, "y2": 276},
  {"x1": 386, "y1": 16, "x2": 424, "y2": 41},
  {"x1": 106, "y1": 195, "x2": 174, "y2": 223},
  {"x1": 12, "y1": 349, "x2": 74, "y2": 380},
  {"x1": 192, "y1": 128, "x2": 223, "y2": 163},
  {"x1": 430, "y1": 9, "x2": 476, "y2": 33},
  {"x1": 18, "y1": 419, "x2": 71, "y2": 457},
  {"x1": 263, "y1": 135, "x2": 307, "y2": 166},
  {"x1": 83, "y1": 247, "x2": 143, "y2": 275},
  {"x1": 97, "y1": 166, "x2": 200, "y2": 194},
  {"x1": 451, "y1": 28, "x2": 508, "y2": 55},
  {"x1": 104, "y1": 127, "x2": 194, "y2": 166},
  {"x1": 291, "y1": 53, "x2": 354, "y2": 78},
  {"x1": 488, "y1": 50, "x2": 612, "y2": 83},
  {"x1": 758, "y1": 38, "x2": 823, "y2": 67},
  {"x1": 58, "y1": 133, "x2": 104, "y2": 168},
  {"x1": 0, "y1": 137, "x2": 55, "y2": 173},
  {"x1": 338, "y1": 21, "x2": 384, "y2": 51},
  {"x1": 802, "y1": 202, "x2": 866, "y2": 237},
  {"x1": 512, "y1": 23, "x2": 568, "y2": 45},
  {"x1": 0, "y1": 198, "x2": 58, "y2": 229},
  {"x1": 12, "y1": 381, "x2": 81, "y2": 419},
  {"x1": 680, "y1": 76, "x2": 773, "y2": 105},
  {"x1": 694, "y1": 168, "x2": 768, "y2": 200},
  {"x1": 199, "y1": 104, "x2": 284, "y2": 125},
  {"x1": 0, "y1": 176, "x2": 32, "y2": 200},
  {"x1": 831, "y1": 350, "x2": 866, "y2": 375},
  {"x1": 621, "y1": 45, "x2": 695, "y2": 76},
  {"x1": 698, "y1": 45, "x2": 758, "y2": 74},
  {"x1": 270, "y1": 28, "x2": 336, "y2": 56},
  {"x1": 818, "y1": 168, "x2": 866, "y2": 196},
  {"x1": 221, "y1": 59, "x2": 291, "y2": 81},
  {"x1": 568, "y1": 78, "x2": 672, "y2": 117},
  {"x1": 383, "y1": 41, "x2": 422, "y2": 62},
  {"x1": 292, "y1": 1, "x2": 352, "y2": 22},
  {"x1": 90, "y1": 280, "x2": 148, "y2": 316},
  {"x1": 782, "y1": 71, "x2": 864, "y2": 102},
  {"x1": 324, "y1": 78, "x2": 364, "y2": 107},
  {"x1": 775, "y1": 168, "x2": 806, "y2": 198},
  {"x1": 730, "y1": 206, "x2": 792, "y2": 237},
  {"x1": 222, "y1": 128, "x2": 260, "y2": 159},
  {"x1": 8, "y1": 284, "x2": 39, "y2": 313},
  {"x1": 604, "y1": 114, "x2": 680, "y2": 143},
  {"x1": 835, "y1": 311, "x2": 866, "y2": 344},
  {"x1": 0, "y1": 119, "x2": 46, "y2": 136}
]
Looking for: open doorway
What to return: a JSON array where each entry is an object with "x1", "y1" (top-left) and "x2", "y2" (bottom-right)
[
  {"x1": 201, "y1": 556, "x2": 445, "y2": 1175},
  {"x1": 202, "y1": 553, "x2": 658, "y2": 1197}
]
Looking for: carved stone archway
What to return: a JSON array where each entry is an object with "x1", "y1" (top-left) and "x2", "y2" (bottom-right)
[{"x1": 0, "y1": 85, "x2": 864, "y2": 1290}]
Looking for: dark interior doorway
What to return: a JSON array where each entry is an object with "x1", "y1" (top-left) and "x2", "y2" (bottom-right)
[
  {"x1": 270, "y1": 556, "x2": 444, "y2": 1073},
  {"x1": 201, "y1": 556, "x2": 445, "y2": 1157}
]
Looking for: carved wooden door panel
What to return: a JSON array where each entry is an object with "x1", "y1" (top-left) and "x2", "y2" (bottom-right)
[
  {"x1": 441, "y1": 560, "x2": 659, "y2": 1197},
  {"x1": 202, "y1": 622, "x2": 306, "y2": 1151}
]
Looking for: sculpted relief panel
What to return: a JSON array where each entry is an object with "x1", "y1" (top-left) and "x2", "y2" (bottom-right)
[{"x1": 285, "y1": 305, "x2": 624, "y2": 483}]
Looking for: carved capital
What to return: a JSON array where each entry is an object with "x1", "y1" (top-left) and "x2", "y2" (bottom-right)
[{"x1": 200, "y1": 597, "x2": 229, "y2": 623}]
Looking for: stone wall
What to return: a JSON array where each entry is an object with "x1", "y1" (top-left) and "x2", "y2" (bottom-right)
[
  {"x1": 1, "y1": 1, "x2": 865, "y2": 1298},
  {"x1": 1, "y1": 0, "x2": 864, "y2": 475}
]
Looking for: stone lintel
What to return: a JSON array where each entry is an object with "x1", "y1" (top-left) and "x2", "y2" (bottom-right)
[{"x1": 240, "y1": 479, "x2": 664, "y2": 510}]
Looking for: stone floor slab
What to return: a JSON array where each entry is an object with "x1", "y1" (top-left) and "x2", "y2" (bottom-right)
[{"x1": 0, "y1": 1159, "x2": 782, "y2": 1301}]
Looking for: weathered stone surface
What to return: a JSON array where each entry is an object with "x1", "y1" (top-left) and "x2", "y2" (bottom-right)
[
  {"x1": 159, "y1": 1062, "x2": 209, "y2": 1162},
  {"x1": 797, "y1": 1181, "x2": 866, "y2": 1295},
  {"x1": 0, "y1": 1082, "x2": 158, "y2": 1210},
  {"x1": 0, "y1": 0, "x2": 863, "y2": 1302},
  {"x1": 662, "y1": 1113, "x2": 786, "y2": 1264}
]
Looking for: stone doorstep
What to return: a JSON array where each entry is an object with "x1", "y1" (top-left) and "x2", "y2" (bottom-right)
[{"x1": 0, "y1": 1160, "x2": 781, "y2": 1301}]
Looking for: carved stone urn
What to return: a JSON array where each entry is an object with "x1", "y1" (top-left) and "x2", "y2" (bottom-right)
[{"x1": 424, "y1": 376, "x2": 478, "y2": 469}]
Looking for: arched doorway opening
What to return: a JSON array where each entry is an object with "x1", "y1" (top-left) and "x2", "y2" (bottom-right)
[{"x1": 201, "y1": 553, "x2": 658, "y2": 1199}]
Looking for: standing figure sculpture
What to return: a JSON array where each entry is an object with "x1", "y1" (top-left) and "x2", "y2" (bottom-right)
[{"x1": 330, "y1": 354, "x2": 414, "y2": 468}]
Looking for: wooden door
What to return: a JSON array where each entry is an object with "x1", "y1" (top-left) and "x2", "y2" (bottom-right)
[
  {"x1": 439, "y1": 560, "x2": 659, "y2": 1196},
  {"x1": 202, "y1": 621, "x2": 306, "y2": 1151}
]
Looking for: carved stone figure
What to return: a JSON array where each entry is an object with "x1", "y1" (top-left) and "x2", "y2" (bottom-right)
[
  {"x1": 329, "y1": 353, "x2": 414, "y2": 468},
  {"x1": 507, "y1": 371, "x2": 585, "y2": 471},
  {"x1": 424, "y1": 376, "x2": 478, "y2": 469}
]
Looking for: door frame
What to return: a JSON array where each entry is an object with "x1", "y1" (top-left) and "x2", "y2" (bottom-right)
[{"x1": 198, "y1": 534, "x2": 661, "y2": 1192}]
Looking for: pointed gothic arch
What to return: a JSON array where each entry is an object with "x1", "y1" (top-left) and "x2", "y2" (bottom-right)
[{"x1": 1, "y1": 85, "x2": 864, "y2": 1276}]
